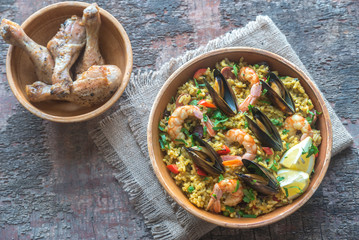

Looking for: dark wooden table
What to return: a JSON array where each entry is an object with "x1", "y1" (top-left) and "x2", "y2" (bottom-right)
[{"x1": 1, "y1": 0, "x2": 358, "y2": 239}]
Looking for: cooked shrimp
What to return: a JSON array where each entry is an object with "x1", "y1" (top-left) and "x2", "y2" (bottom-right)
[
  {"x1": 225, "y1": 129, "x2": 257, "y2": 160},
  {"x1": 238, "y1": 67, "x2": 262, "y2": 112},
  {"x1": 284, "y1": 114, "x2": 313, "y2": 141},
  {"x1": 167, "y1": 105, "x2": 215, "y2": 140},
  {"x1": 207, "y1": 179, "x2": 243, "y2": 213}
]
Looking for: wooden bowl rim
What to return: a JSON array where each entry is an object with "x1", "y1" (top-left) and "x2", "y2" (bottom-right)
[
  {"x1": 5, "y1": 1, "x2": 133, "y2": 123},
  {"x1": 147, "y1": 47, "x2": 333, "y2": 228}
]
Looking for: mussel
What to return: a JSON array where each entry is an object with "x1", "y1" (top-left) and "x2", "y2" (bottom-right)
[
  {"x1": 204, "y1": 69, "x2": 238, "y2": 116},
  {"x1": 184, "y1": 135, "x2": 224, "y2": 175},
  {"x1": 261, "y1": 72, "x2": 295, "y2": 115},
  {"x1": 245, "y1": 107, "x2": 283, "y2": 151},
  {"x1": 236, "y1": 159, "x2": 279, "y2": 195}
]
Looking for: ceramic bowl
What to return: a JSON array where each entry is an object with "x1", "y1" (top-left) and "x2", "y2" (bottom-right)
[
  {"x1": 5, "y1": 1, "x2": 132, "y2": 122},
  {"x1": 148, "y1": 47, "x2": 332, "y2": 228}
]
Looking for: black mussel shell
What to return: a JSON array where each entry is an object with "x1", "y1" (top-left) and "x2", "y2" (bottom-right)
[
  {"x1": 236, "y1": 159, "x2": 279, "y2": 195},
  {"x1": 245, "y1": 107, "x2": 283, "y2": 151},
  {"x1": 261, "y1": 72, "x2": 295, "y2": 115},
  {"x1": 204, "y1": 69, "x2": 238, "y2": 117},
  {"x1": 184, "y1": 135, "x2": 224, "y2": 175}
]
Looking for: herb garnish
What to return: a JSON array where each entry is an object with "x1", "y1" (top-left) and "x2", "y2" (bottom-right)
[
  {"x1": 271, "y1": 119, "x2": 283, "y2": 127},
  {"x1": 243, "y1": 189, "x2": 255, "y2": 203},
  {"x1": 218, "y1": 174, "x2": 224, "y2": 182},
  {"x1": 276, "y1": 176, "x2": 285, "y2": 182},
  {"x1": 188, "y1": 186, "x2": 195, "y2": 193},
  {"x1": 232, "y1": 180, "x2": 240, "y2": 193},
  {"x1": 159, "y1": 134, "x2": 170, "y2": 150},
  {"x1": 226, "y1": 206, "x2": 235, "y2": 213},
  {"x1": 159, "y1": 124, "x2": 165, "y2": 132},
  {"x1": 189, "y1": 99, "x2": 199, "y2": 105},
  {"x1": 175, "y1": 139, "x2": 188, "y2": 146},
  {"x1": 262, "y1": 88, "x2": 268, "y2": 95},
  {"x1": 233, "y1": 64, "x2": 238, "y2": 78},
  {"x1": 305, "y1": 144, "x2": 319, "y2": 158},
  {"x1": 282, "y1": 129, "x2": 289, "y2": 135}
]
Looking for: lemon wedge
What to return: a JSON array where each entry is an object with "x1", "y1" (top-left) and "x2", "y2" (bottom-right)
[
  {"x1": 277, "y1": 169, "x2": 310, "y2": 200},
  {"x1": 280, "y1": 137, "x2": 315, "y2": 174}
]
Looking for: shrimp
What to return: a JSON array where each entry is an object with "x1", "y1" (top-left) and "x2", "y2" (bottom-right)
[
  {"x1": 207, "y1": 179, "x2": 244, "y2": 213},
  {"x1": 284, "y1": 114, "x2": 313, "y2": 141},
  {"x1": 238, "y1": 67, "x2": 262, "y2": 112},
  {"x1": 225, "y1": 129, "x2": 257, "y2": 161},
  {"x1": 167, "y1": 105, "x2": 215, "y2": 140}
]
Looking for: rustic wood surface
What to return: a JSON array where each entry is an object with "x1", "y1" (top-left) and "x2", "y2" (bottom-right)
[{"x1": 0, "y1": 0, "x2": 358, "y2": 239}]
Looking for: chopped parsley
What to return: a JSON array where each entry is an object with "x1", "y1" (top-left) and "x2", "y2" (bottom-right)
[
  {"x1": 233, "y1": 64, "x2": 238, "y2": 78},
  {"x1": 276, "y1": 176, "x2": 285, "y2": 182},
  {"x1": 204, "y1": 177, "x2": 209, "y2": 181},
  {"x1": 306, "y1": 144, "x2": 319, "y2": 158},
  {"x1": 203, "y1": 126, "x2": 207, "y2": 136},
  {"x1": 212, "y1": 194, "x2": 217, "y2": 199},
  {"x1": 256, "y1": 156, "x2": 263, "y2": 162},
  {"x1": 282, "y1": 129, "x2": 289, "y2": 135},
  {"x1": 269, "y1": 160, "x2": 279, "y2": 172},
  {"x1": 171, "y1": 96, "x2": 175, "y2": 103},
  {"x1": 259, "y1": 100, "x2": 271, "y2": 104},
  {"x1": 225, "y1": 205, "x2": 235, "y2": 213},
  {"x1": 262, "y1": 88, "x2": 268, "y2": 95},
  {"x1": 159, "y1": 124, "x2": 165, "y2": 132},
  {"x1": 244, "y1": 120, "x2": 249, "y2": 128},
  {"x1": 188, "y1": 186, "x2": 195, "y2": 193},
  {"x1": 254, "y1": 64, "x2": 259, "y2": 68},
  {"x1": 232, "y1": 180, "x2": 240, "y2": 193},
  {"x1": 271, "y1": 119, "x2": 283, "y2": 127},
  {"x1": 212, "y1": 126, "x2": 227, "y2": 131},
  {"x1": 211, "y1": 110, "x2": 229, "y2": 126},
  {"x1": 248, "y1": 104, "x2": 254, "y2": 113},
  {"x1": 181, "y1": 128, "x2": 190, "y2": 137},
  {"x1": 159, "y1": 134, "x2": 170, "y2": 150},
  {"x1": 189, "y1": 99, "x2": 199, "y2": 105},
  {"x1": 218, "y1": 174, "x2": 224, "y2": 182},
  {"x1": 238, "y1": 210, "x2": 257, "y2": 218},
  {"x1": 252, "y1": 179, "x2": 257, "y2": 183},
  {"x1": 175, "y1": 139, "x2": 187, "y2": 146},
  {"x1": 223, "y1": 211, "x2": 230, "y2": 216},
  {"x1": 243, "y1": 189, "x2": 255, "y2": 203},
  {"x1": 286, "y1": 142, "x2": 290, "y2": 149},
  {"x1": 203, "y1": 115, "x2": 209, "y2": 122}
]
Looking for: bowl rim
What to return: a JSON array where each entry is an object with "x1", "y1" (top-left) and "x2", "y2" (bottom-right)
[
  {"x1": 5, "y1": 1, "x2": 133, "y2": 123},
  {"x1": 147, "y1": 47, "x2": 333, "y2": 228}
]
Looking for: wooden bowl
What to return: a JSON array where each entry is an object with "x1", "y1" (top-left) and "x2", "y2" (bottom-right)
[
  {"x1": 5, "y1": 1, "x2": 133, "y2": 122},
  {"x1": 148, "y1": 47, "x2": 332, "y2": 228}
]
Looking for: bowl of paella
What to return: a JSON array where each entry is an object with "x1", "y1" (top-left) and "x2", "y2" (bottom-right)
[{"x1": 148, "y1": 47, "x2": 332, "y2": 228}]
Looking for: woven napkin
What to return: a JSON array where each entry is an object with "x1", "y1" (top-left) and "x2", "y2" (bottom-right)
[{"x1": 91, "y1": 16, "x2": 353, "y2": 240}]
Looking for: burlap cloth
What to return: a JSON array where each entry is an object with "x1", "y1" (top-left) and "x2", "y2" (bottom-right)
[{"x1": 91, "y1": 16, "x2": 353, "y2": 240}]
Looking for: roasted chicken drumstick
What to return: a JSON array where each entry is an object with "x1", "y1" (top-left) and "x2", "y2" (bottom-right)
[
  {"x1": 75, "y1": 3, "x2": 105, "y2": 75},
  {"x1": 0, "y1": 19, "x2": 54, "y2": 84}
]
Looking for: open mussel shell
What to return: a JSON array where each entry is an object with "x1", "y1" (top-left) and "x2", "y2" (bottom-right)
[
  {"x1": 236, "y1": 159, "x2": 279, "y2": 195},
  {"x1": 204, "y1": 69, "x2": 238, "y2": 117},
  {"x1": 184, "y1": 135, "x2": 224, "y2": 175},
  {"x1": 261, "y1": 72, "x2": 295, "y2": 115},
  {"x1": 245, "y1": 107, "x2": 283, "y2": 151}
]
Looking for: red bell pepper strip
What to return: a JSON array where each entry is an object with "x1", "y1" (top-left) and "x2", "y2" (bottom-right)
[
  {"x1": 217, "y1": 145, "x2": 230, "y2": 155},
  {"x1": 193, "y1": 68, "x2": 207, "y2": 79},
  {"x1": 198, "y1": 100, "x2": 217, "y2": 109},
  {"x1": 194, "y1": 164, "x2": 207, "y2": 176},
  {"x1": 315, "y1": 152, "x2": 319, "y2": 158},
  {"x1": 262, "y1": 147, "x2": 274, "y2": 155},
  {"x1": 167, "y1": 164, "x2": 179, "y2": 174}
]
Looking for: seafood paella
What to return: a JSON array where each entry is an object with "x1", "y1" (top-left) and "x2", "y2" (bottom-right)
[{"x1": 158, "y1": 58, "x2": 322, "y2": 218}]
